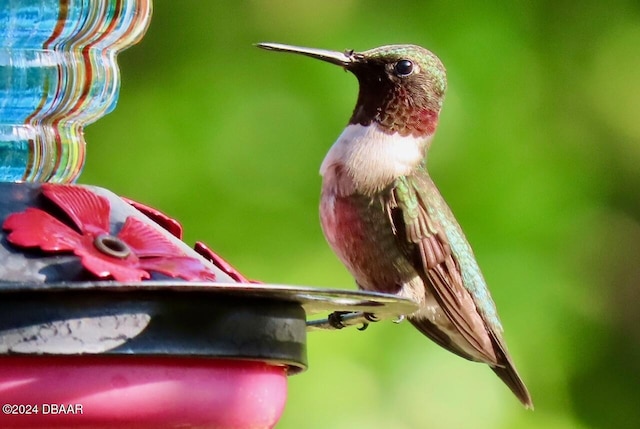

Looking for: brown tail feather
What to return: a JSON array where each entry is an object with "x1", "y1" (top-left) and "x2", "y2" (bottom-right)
[
  {"x1": 491, "y1": 362, "x2": 533, "y2": 409},
  {"x1": 411, "y1": 316, "x2": 534, "y2": 408},
  {"x1": 486, "y1": 328, "x2": 533, "y2": 409}
]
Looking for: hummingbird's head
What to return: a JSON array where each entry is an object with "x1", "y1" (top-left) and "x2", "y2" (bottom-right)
[{"x1": 257, "y1": 43, "x2": 446, "y2": 139}]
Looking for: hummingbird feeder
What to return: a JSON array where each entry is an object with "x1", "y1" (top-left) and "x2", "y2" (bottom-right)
[{"x1": 0, "y1": 2, "x2": 416, "y2": 428}]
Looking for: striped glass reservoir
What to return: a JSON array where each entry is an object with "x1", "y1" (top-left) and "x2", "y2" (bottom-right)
[{"x1": 0, "y1": 0, "x2": 152, "y2": 183}]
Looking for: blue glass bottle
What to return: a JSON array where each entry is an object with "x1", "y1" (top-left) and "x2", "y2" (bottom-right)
[{"x1": 0, "y1": 0, "x2": 152, "y2": 183}]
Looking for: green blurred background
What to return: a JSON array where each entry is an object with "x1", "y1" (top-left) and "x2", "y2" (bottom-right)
[{"x1": 83, "y1": 1, "x2": 640, "y2": 428}]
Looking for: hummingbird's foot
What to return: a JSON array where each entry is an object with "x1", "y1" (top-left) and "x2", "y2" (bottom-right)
[
  {"x1": 328, "y1": 311, "x2": 349, "y2": 329},
  {"x1": 393, "y1": 314, "x2": 406, "y2": 324},
  {"x1": 326, "y1": 311, "x2": 379, "y2": 330}
]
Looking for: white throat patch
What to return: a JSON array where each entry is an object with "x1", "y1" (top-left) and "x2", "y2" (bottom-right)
[{"x1": 320, "y1": 124, "x2": 429, "y2": 195}]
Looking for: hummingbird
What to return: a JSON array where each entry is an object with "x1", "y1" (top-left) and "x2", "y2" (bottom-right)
[{"x1": 257, "y1": 42, "x2": 533, "y2": 408}]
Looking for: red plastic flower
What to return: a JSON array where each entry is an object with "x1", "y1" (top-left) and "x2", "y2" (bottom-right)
[
  {"x1": 124, "y1": 197, "x2": 255, "y2": 284},
  {"x1": 194, "y1": 241, "x2": 252, "y2": 283},
  {"x1": 3, "y1": 184, "x2": 216, "y2": 282}
]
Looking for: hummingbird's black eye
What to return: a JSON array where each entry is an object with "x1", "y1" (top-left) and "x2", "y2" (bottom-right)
[{"x1": 394, "y1": 60, "x2": 414, "y2": 77}]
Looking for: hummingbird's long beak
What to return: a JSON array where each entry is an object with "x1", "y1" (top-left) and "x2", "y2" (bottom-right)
[{"x1": 256, "y1": 42, "x2": 355, "y2": 67}]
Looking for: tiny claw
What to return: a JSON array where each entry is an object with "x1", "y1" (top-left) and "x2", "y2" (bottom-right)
[
  {"x1": 358, "y1": 313, "x2": 378, "y2": 330},
  {"x1": 364, "y1": 313, "x2": 379, "y2": 323},
  {"x1": 393, "y1": 315, "x2": 405, "y2": 324}
]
